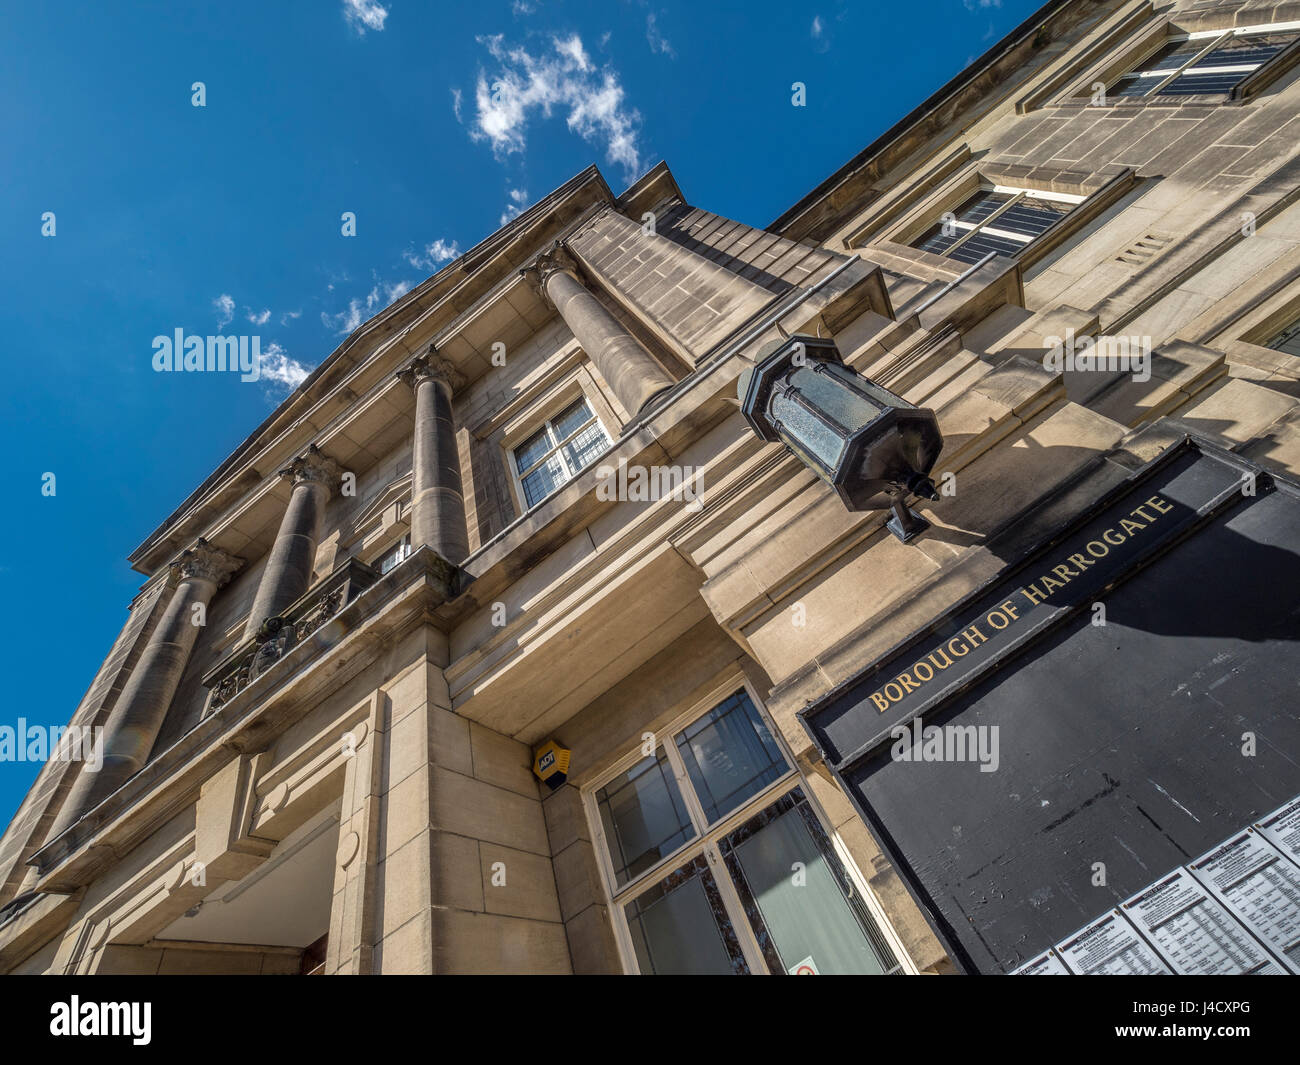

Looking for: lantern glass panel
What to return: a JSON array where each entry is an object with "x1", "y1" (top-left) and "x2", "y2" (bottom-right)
[
  {"x1": 769, "y1": 389, "x2": 845, "y2": 475},
  {"x1": 786, "y1": 363, "x2": 883, "y2": 433},
  {"x1": 818, "y1": 361, "x2": 911, "y2": 410}
]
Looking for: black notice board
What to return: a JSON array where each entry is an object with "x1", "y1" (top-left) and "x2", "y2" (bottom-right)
[{"x1": 800, "y1": 439, "x2": 1300, "y2": 973}]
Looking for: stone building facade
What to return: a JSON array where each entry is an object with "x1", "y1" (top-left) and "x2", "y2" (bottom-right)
[{"x1": 2, "y1": 0, "x2": 1299, "y2": 974}]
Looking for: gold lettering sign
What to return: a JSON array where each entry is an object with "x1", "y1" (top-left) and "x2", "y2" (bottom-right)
[{"x1": 867, "y1": 495, "x2": 1173, "y2": 712}]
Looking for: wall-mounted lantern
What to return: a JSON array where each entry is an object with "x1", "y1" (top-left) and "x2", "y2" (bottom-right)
[{"x1": 738, "y1": 335, "x2": 943, "y2": 543}]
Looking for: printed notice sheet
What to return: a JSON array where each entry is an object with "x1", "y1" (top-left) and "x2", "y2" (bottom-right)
[
  {"x1": 1256, "y1": 794, "x2": 1300, "y2": 870},
  {"x1": 1121, "y1": 869, "x2": 1284, "y2": 975},
  {"x1": 1053, "y1": 911, "x2": 1171, "y2": 975},
  {"x1": 1189, "y1": 830, "x2": 1300, "y2": 973},
  {"x1": 1013, "y1": 950, "x2": 1071, "y2": 975}
]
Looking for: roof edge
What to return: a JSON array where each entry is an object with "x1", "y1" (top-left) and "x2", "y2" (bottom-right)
[{"x1": 768, "y1": 0, "x2": 1086, "y2": 238}]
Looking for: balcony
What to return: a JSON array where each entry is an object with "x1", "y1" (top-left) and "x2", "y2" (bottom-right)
[{"x1": 203, "y1": 557, "x2": 380, "y2": 715}]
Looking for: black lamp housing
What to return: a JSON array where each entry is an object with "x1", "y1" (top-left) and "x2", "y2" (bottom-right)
[{"x1": 737, "y1": 334, "x2": 943, "y2": 542}]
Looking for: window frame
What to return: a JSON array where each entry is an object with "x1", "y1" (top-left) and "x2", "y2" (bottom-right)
[
  {"x1": 848, "y1": 154, "x2": 1138, "y2": 276},
  {"x1": 582, "y1": 674, "x2": 914, "y2": 975},
  {"x1": 1265, "y1": 317, "x2": 1300, "y2": 358},
  {"x1": 372, "y1": 531, "x2": 411, "y2": 574},
  {"x1": 1106, "y1": 23, "x2": 1300, "y2": 101},
  {"x1": 504, "y1": 389, "x2": 613, "y2": 513},
  {"x1": 909, "y1": 183, "x2": 1086, "y2": 265},
  {"x1": 1051, "y1": 18, "x2": 1300, "y2": 108}
]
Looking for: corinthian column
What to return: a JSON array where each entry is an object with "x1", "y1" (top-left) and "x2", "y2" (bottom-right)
[
  {"x1": 396, "y1": 347, "x2": 468, "y2": 565},
  {"x1": 243, "y1": 445, "x2": 341, "y2": 641},
  {"x1": 49, "y1": 539, "x2": 242, "y2": 837},
  {"x1": 522, "y1": 242, "x2": 675, "y2": 418}
]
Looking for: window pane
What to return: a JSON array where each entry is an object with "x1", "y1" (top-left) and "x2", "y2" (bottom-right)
[
  {"x1": 911, "y1": 189, "x2": 1068, "y2": 265},
  {"x1": 720, "y1": 789, "x2": 899, "y2": 975},
  {"x1": 674, "y1": 690, "x2": 789, "y2": 824},
  {"x1": 378, "y1": 535, "x2": 410, "y2": 574},
  {"x1": 1197, "y1": 33, "x2": 1292, "y2": 68},
  {"x1": 1110, "y1": 73, "x2": 1153, "y2": 97},
  {"x1": 948, "y1": 230, "x2": 1023, "y2": 264},
  {"x1": 912, "y1": 189, "x2": 1004, "y2": 257},
  {"x1": 561, "y1": 418, "x2": 610, "y2": 473},
  {"x1": 625, "y1": 855, "x2": 750, "y2": 974},
  {"x1": 914, "y1": 222, "x2": 961, "y2": 257},
  {"x1": 1267, "y1": 320, "x2": 1300, "y2": 357},
  {"x1": 1104, "y1": 39, "x2": 1196, "y2": 97},
  {"x1": 514, "y1": 426, "x2": 552, "y2": 474},
  {"x1": 1162, "y1": 69, "x2": 1250, "y2": 94},
  {"x1": 1156, "y1": 33, "x2": 1294, "y2": 95},
  {"x1": 992, "y1": 198, "x2": 1072, "y2": 239},
  {"x1": 596, "y1": 749, "x2": 696, "y2": 887},
  {"x1": 521, "y1": 453, "x2": 567, "y2": 508},
  {"x1": 1136, "y1": 38, "x2": 1204, "y2": 73},
  {"x1": 952, "y1": 189, "x2": 1009, "y2": 226},
  {"x1": 552, "y1": 397, "x2": 594, "y2": 440}
]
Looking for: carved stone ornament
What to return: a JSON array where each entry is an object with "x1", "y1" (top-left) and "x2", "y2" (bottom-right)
[
  {"x1": 395, "y1": 343, "x2": 465, "y2": 393},
  {"x1": 174, "y1": 537, "x2": 243, "y2": 587},
  {"x1": 519, "y1": 240, "x2": 580, "y2": 304},
  {"x1": 278, "y1": 443, "x2": 344, "y2": 489}
]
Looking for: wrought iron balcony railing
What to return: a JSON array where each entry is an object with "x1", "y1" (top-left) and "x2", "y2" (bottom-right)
[{"x1": 202, "y1": 556, "x2": 380, "y2": 715}]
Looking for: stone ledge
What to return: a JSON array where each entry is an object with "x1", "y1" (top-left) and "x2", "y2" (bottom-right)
[{"x1": 0, "y1": 888, "x2": 84, "y2": 972}]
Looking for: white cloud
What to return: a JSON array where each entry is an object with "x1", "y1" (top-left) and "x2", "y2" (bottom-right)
[
  {"x1": 466, "y1": 33, "x2": 645, "y2": 183},
  {"x1": 451, "y1": 87, "x2": 464, "y2": 123},
  {"x1": 962, "y1": 0, "x2": 1000, "y2": 9},
  {"x1": 280, "y1": 309, "x2": 302, "y2": 325},
  {"x1": 259, "y1": 341, "x2": 312, "y2": 391},
  {"x1": 511, "y1": 0, "x2": 536, "y2": 14},
  {"x1": 810, "y1": 12, "x2": 833, "y2": 52},
  {"x1": 554, "y1": 34, "x2": 591, "y2": 70},
  {"x1": 213, "y1": 294, "x2": 235, "y2": 329},
  {"x1": 343, "y1": 0, "x2": 388, "y2": 34},
  {"x1": 499, "y1": 187, "x2": 529, "y2": 225},
  {"x1": 322, "y1": 296, "x2": 371, "y2": 335},
  {"x1": 646, "y1": 13, "x2": 674, "y2": 57},
  {"x1": 403, "y1": 238, "x2": 461, "y2": 270},
  {"x1": 321, "y1": 279, "x2": 413, "y2": 335},
  {"x1": 247, "y1": 308, "x2": 271, "y2": 326}
]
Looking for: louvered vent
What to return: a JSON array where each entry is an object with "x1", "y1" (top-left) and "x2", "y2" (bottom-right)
[{"x1": 1116, "y1": 232, "x2": 1174, "y2": 267}]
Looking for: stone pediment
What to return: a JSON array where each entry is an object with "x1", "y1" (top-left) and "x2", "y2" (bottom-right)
[{"x1": 342, "y1": 474, "x2": 413, "y2": 550}]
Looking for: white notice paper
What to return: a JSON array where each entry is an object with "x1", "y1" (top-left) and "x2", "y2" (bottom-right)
[
  {"x1": 1013, "y1": 949, "x2": 1071, "y2": 975},
  {"x1": 1121, "y1": 869, "x2": 1284, "y2": 975},
  {"x1": 1255, "y1": 794, "x2": 1300, "y2": 870},
  {"x1": 1189, "y1": 830, "x2": 1300, "y2": 973},
  {"x1": 1054, "y1": 910, "x2": 1171, "y2": 975}
]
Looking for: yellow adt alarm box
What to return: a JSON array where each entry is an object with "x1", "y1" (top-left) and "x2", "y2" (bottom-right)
[{"x1": 532, "y1": 740, "x2": 571, "y2": 790}]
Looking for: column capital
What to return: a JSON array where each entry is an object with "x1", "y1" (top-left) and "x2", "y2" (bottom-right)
[
  {"x1": 279, "y1": 444, "x2": 343, "y2": 491},
  {"x1": 520, "y1": 241, "x2": 580, "y2": 304},
  {"x1": 172, "y1": 538, "x2": 243, "y2": 587},
  {"x1": 395, "y1": 344, "x2": 465, "y2": 394}
]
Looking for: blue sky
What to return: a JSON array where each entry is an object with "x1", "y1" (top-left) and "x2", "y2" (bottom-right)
[{"x1": 0, "y1": 0, "x2": 1043, "y2": 830}]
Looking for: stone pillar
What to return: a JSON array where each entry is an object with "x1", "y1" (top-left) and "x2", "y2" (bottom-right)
[
  {"x1": 523, "y1": 242, "x2": 675, "y2": 418},
  {"x1": 49, "y1": 540, "x2": 242, "y2": 838},
  {"x1": 395, "y1": 348, "x2": 469, "y2": 565},
  {"x1": 243, "y1": 445, "x2": 341, "y2": 641},
  {"x1": 351, "y1": 631, "x2": 570, "y2": 973}
]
